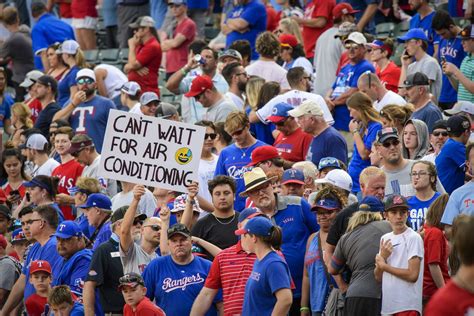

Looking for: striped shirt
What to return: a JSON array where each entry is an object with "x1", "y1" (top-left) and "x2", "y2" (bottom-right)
[
  {"x1": 458, "y1": 54, "x2": 474, "y2": 102},
  {"x1": 204, "y1": 241, "x2": 256, "y2": 316}
]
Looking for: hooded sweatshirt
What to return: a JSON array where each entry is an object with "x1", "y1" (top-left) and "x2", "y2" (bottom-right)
[{"x1": 402, "y1": 119, "x2": 430, "y2": 160}]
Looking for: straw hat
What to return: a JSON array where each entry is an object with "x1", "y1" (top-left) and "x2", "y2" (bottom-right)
[{"x1": 240, "y1": 167, "x2": 277, "y2": 197}]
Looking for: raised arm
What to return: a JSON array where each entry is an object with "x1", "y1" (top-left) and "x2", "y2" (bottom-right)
[{"x1": 120, "y1": 185, "x2": 145, "y2": 253}]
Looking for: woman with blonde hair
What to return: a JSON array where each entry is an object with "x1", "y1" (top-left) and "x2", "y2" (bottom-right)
[
  {"x1": 347, "y1": 92, "x2": 383, "y2": 194},
  {"x1": 328, "y1": 196, "x2": 392, "y2": 316},
  {"x1": 45, "y1": 43, "x2": 68, "y2": 80},
  {"x1": 379, "y1": 104, "x2": 414, "y2": 137},
  {"x1": 275, "y1": 17, "x2": 304, "y2": 45},
  {"x1": 57, "y1": 40, "x2": 86, "y2": 106},
  {"x1": 9, "y1": 102, "x2": 33, "y2": 147}
]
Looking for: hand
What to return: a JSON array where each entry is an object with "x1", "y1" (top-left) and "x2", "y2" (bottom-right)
[
  {"x1": 375, "y1": 253, "x2": 386, "y2": 270},
  {"x1": 132, "y1": 185, "x2": 146, "y2": 201},
  {"x1": 191, "y1": 236, "x2": 201, "y2": 244},
  {"x1": 72, "y1": 91, "x2": 86, "y2": 106},
  {"x1": 159, "y1": 203, "x2": 170, "y2": 224},
  {"x1": 442, "y1": 62, "x2": 459, "y2": 76},
  {"x1": 185, "y1": 51, "x2": 200, "y2": 70},
  {"x1": 379, "y1": 238, "x2": 393, "y2": 260},
  {"x1": 349, "y1": 119, "x2": 360, "y2": 132},
  {"x1": 7, "y1": 194, "x2": 21, "y2": 205},
  {"x1": 137, "y1": 67, "x2": 149, "y2": 76},
  {"x1": 325, "y1": 97, "x2": 335, "y2": 111},
  {"x1": 55, "y1": 193, "x2": 72, "y2": 205},
  {"x1": 128, "y1": 35, "x2": 139, "y2": 48},
  {"x1": 401, "y1": 52, "x2": 413, "y2": 67},
  {"x1": 338, "y1": 282, "x2": 348, "y2": 294},
  {"x1": 187, "y1": 181, "x2": 199, "y2": 200}
]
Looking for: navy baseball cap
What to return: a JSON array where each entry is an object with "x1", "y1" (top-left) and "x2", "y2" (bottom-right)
[
  {"x1": 311, "y1": 198, "x2": 341, "y2": 211},
  {"x1": 359, "y1": 195, "x2": 384, "y2": 212},
  {"x1": 238, "y1": 208, "x2": 260, "y2": 223},
  {"x1": 376, "y1": 127, "x2": 399, "y2": 144},
  {"x1": 318, "y1": 157, "x2": 342, "y2": 171},
  {"x1": 235, "y1": 216, "x2": 274, "y2": 237},
  {"x1": 24, "y1": 176, "x2": 54, "y2": 195},
  {"x1": 267, "y1": 102, "x2": 293, "y2": 123},
  {"x1": 397, "y1": 28, "x2": 428, "y2": 43},
  {"x1": 281, "y1": 168, "x2": 305, "y2": 185},
  {"x1": 54, "y1": 221, "x2": 84, "y2": 239},
  {"x1": 78, "y1": 193, "x2": 112, "y2": 210}
]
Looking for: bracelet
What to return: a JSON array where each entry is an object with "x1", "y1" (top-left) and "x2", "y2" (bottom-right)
[
  {"x1": 181, "y1": 67, "x2": 189, "y2": 76},
  {"x1": 351, "y1": 129, "x2": 359, "y2": 134},
  {"x1": 186, "y1": 198, "x2": 196, "y2": 205},
  {"x1": 300, "y1": 307, "x2": 310, "y2": 312}
]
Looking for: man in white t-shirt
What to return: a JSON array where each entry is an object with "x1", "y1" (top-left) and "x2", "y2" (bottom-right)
[
  {"x1": 249, "y1": 67, "x2": 333, "y2": 125},
  {"x1": 24, "y1": 133, "x2": 59, "y2": 176},
  {"x1": 375, "y1": 194, "x2": 424, "y2": 315},
  {"x1": 94, "y1": 64, "x2": 128, "y2": 100},
  {"x1": 358, "y1": 72, "x2": 406, "y2": 112},
  {"x1": 119, "y1": 81, "x2": 141, "y2": 112},
  {"x1": 221, "y1": 62, "x2": 247, "y2": 110},
  {"x1": 111, "y1": 181, "x2": 157, "y2": 217}
]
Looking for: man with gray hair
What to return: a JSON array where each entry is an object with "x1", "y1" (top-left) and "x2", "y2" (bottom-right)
[
  {"x1": 357, "y1": 72, "x2": 406, "y2": 112},
  {"x1": 289, "y1": 100, "x2": 348, "y2": 166}
]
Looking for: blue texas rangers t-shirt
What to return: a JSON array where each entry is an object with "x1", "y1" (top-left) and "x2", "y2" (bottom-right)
[
  {"x1": 438, "y1": 36, "x2": 465, "y2": 103},
  {"x1": 331, "y1": 59, "x2": 375, "y2": 131},
  {"x1": 407, "y1": 192, "x2": 441, "y2": 231},
  {"x1": 214, "y1": 140, "x2": 266, "y2": 211},
  {"x1": 69, "y1": 95, "x2": 116, "y2": 153},
  {"x1": 143, "y1": 255, "x2": 221, "y2": 316}
]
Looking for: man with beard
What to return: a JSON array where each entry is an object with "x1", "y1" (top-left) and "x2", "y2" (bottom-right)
[
  {"x1": 221, "y1": 62, "x2": 248, "y2": 110},
  {"x1": 33, "y1": 75, "x2": 61, "y2": 138},
  {"x1": 119, "y1": 185, "x2": 160, "y2": 274},
  {"x1": 52, "y1": 69, "x2": 116, "y2": 153},
  {"x1": 250, "y1": 67, "x2": 333, "y2": 125},
  {"x1": 54, "y1": 221, "x2": 92, "y2": 300}
]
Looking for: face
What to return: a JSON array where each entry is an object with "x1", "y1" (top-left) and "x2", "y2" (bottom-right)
[
  {"x1": 377, "y1": 138, "x2": 402, "y2": 165},
  {"x1": 221, "y1": 56, "x2": 240, "y2": 66},
  {"x1": 28, "y1": 82, "x2": 39, "y2": 98},
  {"x1": 194, "y1": 90, "x2": 211, "y2": 108},
  {"x1": 280, "y1": 47, "x2": 292, "y2": 62},
  {"x1": 404, "y1": 39, "x2": 420, "y2": 57},
  {"x1": 73, "y1": 147, "x2": 89, "y2": 165},
  {"x1": 74, "y1": 192, "x2": 88, "y2": 207},
  {"x1": 462, "y1": 38, "x2": 474, "y2": 53},
  {"x1": 429, "y1": 128, "x2": 448, "y2": 152},
  {"x1": 76, "y1": 77, "x2": 96, "y2": 97},
  {"x1": 20, "y1": 212, "x2": 34, "y2": 239},
  {"x1": 142, "y1": 218, "x2": 161, "y2": 245},
  {"x1": 281, "y1": 182, "x2": 305, "y2": 197},
  {"x1": 83, "y1": 207, "x2": 102, "y2": 227},
  {"x1": 133, "y1": 27, "x2": 147, "y2": 40},
  {"x1": 275, "y1": 117, "x2": 292, "y2": 135},
  {"x1": 47, "y1": 48, "x2": 59, "y2": 68},
  {"x1": 29, "y1": 186, "x2": 47, "y2": 205},
  {"x1": 0, "y1": 214, "x2": 10, "y2": 235},
  {"x1": 141, "y1": 101, "x2": 159, "y2": 116},
  {"x1": 369, "y1": 47, "x2": 385, "y2": 62},
  {"x1": 56, "y1": 236, "x2": 83, "y2": 259},
  {"x1": 405, "y1": 85, "x2": 422, "y2": 104},
  {"x1": 211, "y1": 184, "x2": 235, "y2": 211},
  {"x1": 345, "y1": 43, "x2": 366, "y2": 62},
  {"x1": 3, "y1": 155, "x2": 21, "y2": 179},
  {"x1": 0, "y1": 72, "x2": 6, "y2": 91},
  {"x1": 27, "y1": 211, "x2": 46, "y2": 238},
  {"x1": 234, "y1": 66, "x2": 248, "y2": 92},
  {"x1": 361, "y1": 174, "x2": 386, "y2": 200},
  {"x1": 30, "y1": 272, "x2": 51, "y2": 292},
  {"x1": 435, "y1": 28, "x2": 452, "y2": 40},
  {"x1": 200, "y1": 49, "x2": 217, "y2": 73},
  {"x1": 408, "y1": 0, "x2": 422, "y2": 10},
  {"x1": 12, "y1": 241, "x2": 29, "y2": 259},
  {"x1": 50, "y1": 302, "x2": 73, "y2": 316},
  {"x1": 296, "y1": 115, "x2": 314, "y2": 133},
  {"x1": 385, "y1": 207, "x2": 408, "y2": 232},
  {"x1": 403, "y1": 123, "x2": 418, "y2": 150},
  {"x1": 203, "y1": 126, "x2": 216, "y2": 151},
  {"x1": 349, "y1": 107, "x2": 361, "y2": 121},
  {"x1": 168, "y1": 234, "x2": 192, "y2": 260},
  {"x1": 54, "y1": 133, "x2": 72, "y2": 155},
  {"x1": 169, "y1": 3, "x2": 186, "y2": 17},
  {"x1": 313, "y1": 207, "x2": 338, "y2": 230},
  {"x1": 411, "y1": 163, "x2": 434, "y2": 191},
  {"x1": 227, "y1": 125, "x2": 249, "y2": 145},
  {"x1": 247, "y1": 182, "x2": 275, "y2": 210},
  {"x1": 122, "y1": 285, "x2": 146, "y2": 307}
]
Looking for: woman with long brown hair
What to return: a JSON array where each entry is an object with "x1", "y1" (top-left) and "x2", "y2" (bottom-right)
[
  {"x1": 45, "y1": 43, "x2": 68, "y2": 80},
  {"x1": 347, "y1": 92, "x2": 383, "y2": 195}
]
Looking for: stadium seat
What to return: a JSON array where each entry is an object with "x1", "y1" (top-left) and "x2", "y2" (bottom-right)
[
  {"x1": 84, "y1": 49, "x2": 100, "y2": 64},
  {"x1": 394, "y1": 20, "x2": 410, "y2": 38},
  {"x1": 391, "y1": 43, "x2": 406, "y2": 67},
  {"x1": 205, "y1": 27, "x2": 220, "y2": 40},
  {"x1": 454, "y1": 17, "x2": 470, "y2": 28},
  {"x1": 376, "y1": 22, "x2": 395, "y2": 39},
  {"x1": 99, "y1": 49, "x2": 120, "y2": 64}
]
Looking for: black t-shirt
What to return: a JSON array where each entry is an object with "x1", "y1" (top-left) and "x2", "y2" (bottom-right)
[
  {"x1": 33, "y1": 102, "x2": 61, "y2": 139},
  {"x1": 326, "y1": 202, "x2": 359, "y2": 247},
  {"x1": 191, "y1": 212, "x2": 239, "y2": 260},
  {"x1": 85, "y1": 238, "x2": 125, "y2": 313}
]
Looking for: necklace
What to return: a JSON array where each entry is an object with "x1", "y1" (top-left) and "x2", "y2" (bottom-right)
[
  {"x1": 213, "y1": 212, "x2": 236, "y2": 225},
  {"x1": 239, "y1": 146, "x2": 252, "y2": 158}
]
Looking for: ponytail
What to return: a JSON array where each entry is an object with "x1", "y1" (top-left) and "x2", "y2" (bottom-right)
[{"x1": 261, "y1": 225, "x2": 283, "y2": 250}]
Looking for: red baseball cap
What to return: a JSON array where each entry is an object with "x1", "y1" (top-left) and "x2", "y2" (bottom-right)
[
  {"x1": 30, "y1": 260, "x2": 52, "y2": 275},
  {"x1": 184, "y1": 75, "x2": 214, "y2": 98},
  {"x1": 279, "y1": 34, "x2": 298, "y2": 48},
  {"x1": 332, "y1": 3, "x2": 359, "y2": 20},
  {"x1": 247, "y1": 146, "x2": 280, "y2": 166},
  {"x1": 0, "y1": 234, "x2": 7, "y2": 249}
]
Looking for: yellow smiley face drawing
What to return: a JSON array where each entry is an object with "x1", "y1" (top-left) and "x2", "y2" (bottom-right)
[{"x1": 175, "y1": 147, "x2": 193, "y2": 165}]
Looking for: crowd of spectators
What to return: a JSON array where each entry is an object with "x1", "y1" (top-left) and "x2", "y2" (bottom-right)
[{"x1": 0, "y1": 0, "x2": 473, "y2": 315}]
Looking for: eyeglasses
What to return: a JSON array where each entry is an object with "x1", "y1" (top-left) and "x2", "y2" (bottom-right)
[
  {"x1": 144, "y1": 224, "x2": 161, "y2": 231},
  {"x1": 231, "y1": 128, "x2": 245, "y2": 137},
  {"x1": 247, "y1": 182, "x2": 271, "y2": 196},
  {"x1": 344, "y1": 43, "x2": 361, "y2": 50},
  {"x1": 382, "y1": 139, "x2": 400, "y2": 148},
  {"x1": 410, "y1": 171, "x2": 431, "y2": 177},
  {"x1": 433, "y1": 131, "x2": 448, "y2": 137},
  {"x1": 204, "y1": 133, "x2": 217, "y2": 140},
  {"x1": 21, "y1": 218, "x2": 43, "y2": 226},
  {"x1": 76, "y1": 78, "x2": 94, "y2": 85},
  {"x1": 133, "y1": 219, "x2": 144, "y2": 226}
]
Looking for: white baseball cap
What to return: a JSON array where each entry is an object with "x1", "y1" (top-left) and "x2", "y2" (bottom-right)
[
  {"x1": 76, "y1": 69, "x2": 96, "y2": 82},
  {"x1": 56, "y1": 40, "x2": 80, "y2": 55},
  {"x1": 26, "y1": 133, "x2": 49, "y2": 151},
  {"x1": 120, "y1": 81, "x2": 141, "y2": 96},
  {"x1": 344, "y1": 32, "x2": 367, "y2": 45},
  {"x1": 288, "y1": 100, "x2": 323, "y2": 118},
  {"x1": 20, "y1": 70, "x2": 44, "y2": 88},
  {"x1": 444, "y1": 101, "x2": 474, "y2": 116},
  {"x1": 315, "y1": 169, "x2": 353, "y2": 192}
]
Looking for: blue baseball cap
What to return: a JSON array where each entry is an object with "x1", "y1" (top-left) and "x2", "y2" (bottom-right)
[
  {"x1": 281, "y1": 168, "x2": 305, "y2": 185},
  {"x1": 238, "y1": 208, "x2": 259, "y2": 223},
  {"x1": 54, "y1": 221, "x2": 84, "y2": 239},
  {"x1": 11, "y1": 228, "x2": 27, "y2": 243},
  {"x1": 318, "y1": 157, "x2": 342, "y2": 171},
  {"x1": 267, "y1": 102, "x2": 293, "y2": 123},
  {"x1": 78, "y1": 193, "x2": 112, "y2": 210},
  {"x1": 397, "y1": 28, "x2": 428, "y2": 43},
  {"x1": 311, "y1": 198, "x2": 341, "y2": 211},
  {"x1": 24, "y1": 176, "x2": 54, "y2": 195},
  {"x1": 359, "y1": 195, "x2": 384, "y2": 212},
  {"x1": 235, "y1": 216, "x2": 274, "y2": 237}
]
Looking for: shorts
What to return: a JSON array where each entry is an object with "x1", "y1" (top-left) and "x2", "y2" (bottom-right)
[
  {"x1": 72, "y1": 17, "x2": 98, "y2": 30},
  {"x1": 344, "y1": 297, "x2": 381, "y2": 316}
]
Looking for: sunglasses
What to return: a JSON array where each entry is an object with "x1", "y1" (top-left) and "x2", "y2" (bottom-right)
[
  {"x1": 344, "y1": 43, "x2": 361, "y2": 50},
  {"x1": 205, "y1": 133, "x2": 217, "y2": 140},
  {"x1": 433, "y1": 131, "x2": 448, "y2": 137},
  {"x1": 133, "y1": 219, "x2": 144, "y2": 226},
  {"x1": 77, "y1": 78, "x2": 94, "y2": 85},
  {"x1": 231, "y1": 128, "x2": 245, "y2": 137},
  {"x1": 382, "y1": 139, "x2": 400, "y2": 148},
  {"x1": 144, "y1": 224, "x2": 161, "y2": 231},
  {"x1": 318, "y1": 157, "x2": 339, "y2": 169}
]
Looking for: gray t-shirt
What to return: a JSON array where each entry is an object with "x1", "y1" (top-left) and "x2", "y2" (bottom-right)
[
  {"x1": 407, "y1": 54, "x2": 443, "y2": 102},
  {"x1": 203, "y1": 98, "x2": 238, "y2": 123},
  {"x1": 0, "y1": 29, "x2": 34, "y2": 84},
  {"x1": 333, "y1": 220, "x2": 392, "y2": 298},
  {"x1": 120, "y1": 242, "x2": 157, "y2": 274},
  {"x1": 0, "y1": 256, "x2": 21, "y2": 291}
]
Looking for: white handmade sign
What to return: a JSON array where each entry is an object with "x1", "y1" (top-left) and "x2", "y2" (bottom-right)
[{"x1": 98, "y1": 109, "x2": 205, "y2": 192}]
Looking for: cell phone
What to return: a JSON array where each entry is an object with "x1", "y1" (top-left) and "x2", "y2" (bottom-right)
[
  {"x1": 441, "y1": 56, "x2": 447, "y2": 63},
  {"x1": 26, "y1": 192, "x2": 30, "y2": 202},
  {"x1": 10, "y1": 190, "x2": 20, "y2": 197}
]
